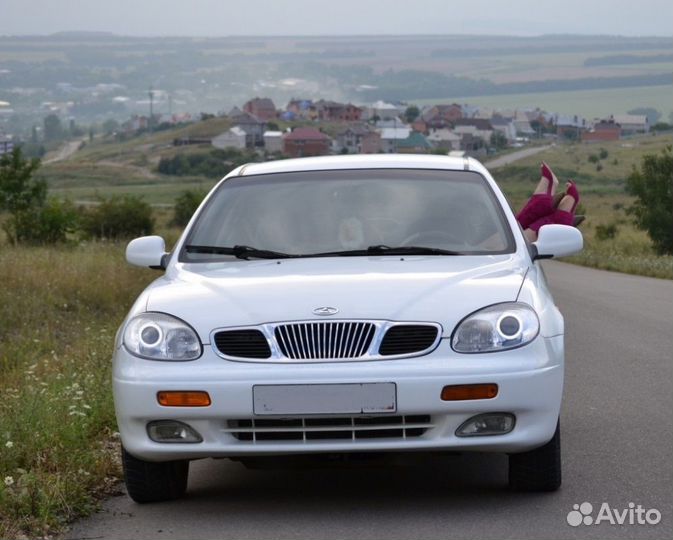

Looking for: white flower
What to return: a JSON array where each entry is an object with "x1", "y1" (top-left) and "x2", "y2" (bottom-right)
[
  {"x1": 4, "y1": 476, "x2": 14, "y2": 487},
  {"x1": 5, "y1": 441, "x2": 13, "y2": 448}
]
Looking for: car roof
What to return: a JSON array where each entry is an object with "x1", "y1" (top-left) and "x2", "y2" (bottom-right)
[{"x1": 236, "y1": 154, "x2": 483, "y2": 177}]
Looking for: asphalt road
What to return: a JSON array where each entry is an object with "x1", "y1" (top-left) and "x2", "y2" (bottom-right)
[
  {"x1": 66, "y1": 261, "x2": 673, "y2": 540},
  {"x1": 483, "y1": 144, "x2": 552, "y2": 169}
]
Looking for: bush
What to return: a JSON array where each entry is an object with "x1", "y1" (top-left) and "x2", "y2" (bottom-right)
[
  {"x1": 2, "y1": 198, "x2": 78, "y2": 244},
  {"x1": 0, "y1": 148, "x2": 45, "y2": 213},
  {"x1": 595, "y1": 223, "x2": 619, "y2": 241},
  {"x1": 172, "y1": 189, "x2": 206, "y2": 227},
  {"x1": 626, "y1": 146, "x2": 673, "y2": 255},
  {"x1": 157, "y1": 148, "x2": 258, "y2": 178},
  {"x1": 588, "y1": 154, "x2": 599, "y2": 164},
  {"x1": 80, "y1": 195, "x2": 154, "y2": 239},
  {"x1": 599, "y1": 148, "x2": 609, "y2": 159}
]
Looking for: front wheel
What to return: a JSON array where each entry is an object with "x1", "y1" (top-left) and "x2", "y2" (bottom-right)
[
  {"x1": 508, "y1": 420, "x2": 561, "y2": 492},
  {"x1": 122, "y1": 446, "x2": 189, "y2": 503}
]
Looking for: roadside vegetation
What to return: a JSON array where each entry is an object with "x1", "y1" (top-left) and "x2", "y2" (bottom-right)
[
  {"x1": 495, "y1": 137, "x2": 673, "y2": 279},
  {"x1": 0, "y1": 243, "x2": 154, "y2": 538}
]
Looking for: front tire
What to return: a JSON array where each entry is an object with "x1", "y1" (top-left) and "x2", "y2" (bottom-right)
[
  {"x1": 508, "y1": 420, "x2": 561, "y2": 492},
  {"x1": 122, "y1": 446, "x2": 189, "y2": 503}
]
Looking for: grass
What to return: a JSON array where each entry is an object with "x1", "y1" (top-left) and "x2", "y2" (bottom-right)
[
  {"x1": 493, "y1": 134, "x2": 673, "y2": 279},
  {"x1": 0, "y1": 242, "x2": 157, "y2": 538}
]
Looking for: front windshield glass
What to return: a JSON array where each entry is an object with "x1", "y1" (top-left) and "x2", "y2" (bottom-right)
[{"x1": 180, "y1": 168, "x2": 514, "y2": 261}]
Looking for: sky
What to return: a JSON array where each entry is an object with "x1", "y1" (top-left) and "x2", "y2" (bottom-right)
[{"x1": 1, "y1": 0, "x2": 672, "y2": 37}]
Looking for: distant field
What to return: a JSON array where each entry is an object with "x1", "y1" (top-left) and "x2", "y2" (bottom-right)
[{"x1": 414, "y1": 84, "x2": 673, "y2": 118}]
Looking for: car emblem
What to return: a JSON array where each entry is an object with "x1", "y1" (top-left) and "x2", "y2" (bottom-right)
[{"x1": 313, "y1": 306, "x2": 339, "y2": 316}]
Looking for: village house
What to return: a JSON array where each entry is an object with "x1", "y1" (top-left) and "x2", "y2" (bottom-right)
[
  {"x1": 263, "y1": 130, "x2": 284, "y2": 153},
  {"x1": 282, "y1": 127, "x2": 332, "y2": 157},
  {"x1": 0, "y1": 134, "x2": 14, "y2": 155},
  {"x1": 379, "y1": 126, "x2": 412, "y2": 153},
  {"x1": 459, "y1": 133, "x2": 487, "y2": 155},
  {"x1": 610, "y1": 114, "x2": 649, "y2": 135},
  {"x1": 283, "y1": 99, "x2": 315, "y2": 121},
  {"x1": 228, "y1": 107, "x2": 267, "y2": 147},
  {"x1": 395, "y1": 132, "x2": 432, "y2": 154},
  {"x1": 582, "y1": 120, "x2": 621, "y2": 142},
  {"x1": 490, "y1": 115, "x2": 517, "y2": 143},
  {"x1": 555, "y1": 114, "x2": 587, "y2": 139},
  {"x1": 314, "y1": 100, "x2": 363, "y2": 122},
  {"x1": 211, "y1": 126, "x2": 247, "y2": 150},
  {"x1": 335, "y1": 124, "x2": 381, "y2": 154},
  {"x1": 420, "y1": 103, "x2": 463, "y2": 131},
  {"x1": 243, "y1": 97, "x2": 277, "y2": 121},
  {"x1": 426, "y1": 128, "x2": 461, "y2": 151},
  {"x1": 363, "y1": 100, "x2": 405, "y2": 121},
  {"x1": 453, "y1": 118, "x2": 494, "y2": 145},
  {"x1": 123, "y1": 114, "x2": 151, "y2": 133}
]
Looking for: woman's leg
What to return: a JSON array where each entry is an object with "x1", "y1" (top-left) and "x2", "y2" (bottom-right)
[
  {"x1": 516, "y1": 163, "x2": 558, "y2": 229},
  {"x1": 523, "y1": 228, "x2": 538, "y2": 242},
  {"x1": 527, "y1": 183, "x2": 581, "y2": 234}
]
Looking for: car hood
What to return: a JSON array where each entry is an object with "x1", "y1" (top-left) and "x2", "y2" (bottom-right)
[{"x1": 145, "y1": 255, "x2": 528, "y2": 342}]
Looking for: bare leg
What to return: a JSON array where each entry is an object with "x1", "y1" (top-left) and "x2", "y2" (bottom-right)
[
  {"x1": 558, "y1": 194, "x2": 575, "y2": 212},
  {"x1": 523, "y1": 228, "x2": 537, "y2": 242},
  {"x1": 533, "y1": 177, "x2": 550, "y2": 195},
  {"x1": 517, "y1": 164, "x2": 559, "y2": 230}
]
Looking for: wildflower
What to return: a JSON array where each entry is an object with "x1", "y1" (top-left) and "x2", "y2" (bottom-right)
[
  {"x1": 5, "y1": 441, "x2": 13, "y2": 448},
  {"x1": 4, "y1": 476, "x2": 14, "y2": 487}
]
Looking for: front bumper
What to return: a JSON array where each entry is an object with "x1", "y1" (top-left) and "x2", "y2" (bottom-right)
[{"x1": 113, "y1": 336, "x2": 563, "y2": 461}]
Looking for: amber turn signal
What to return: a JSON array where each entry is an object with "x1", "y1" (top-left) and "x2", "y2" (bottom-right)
[
  {"x1": 441, "y1": 383, "x2": 498, "y2": 401},
  {"x1": 157, "y1": 391, "x2": 211, "y2": 407}
]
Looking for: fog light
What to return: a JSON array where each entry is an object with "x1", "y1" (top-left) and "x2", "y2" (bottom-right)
[
  {"x1": 147, "y1": 420, "x2": 203, "y2": 443},
  {"x1": 455, "y1": 413, "x2": 515, "y2": 437}
]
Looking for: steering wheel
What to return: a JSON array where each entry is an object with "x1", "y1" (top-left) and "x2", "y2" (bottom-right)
[{"x1": 401, "y1": 229, "x2": 467, "y2": 247}]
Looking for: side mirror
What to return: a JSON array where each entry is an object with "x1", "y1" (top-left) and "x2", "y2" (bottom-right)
[
  {"x1": 126, "y1": 236, "x2": 168, "y2": 269},
  {"x1": 532, "y1": 224, "x2": 583, "y2": 260}
]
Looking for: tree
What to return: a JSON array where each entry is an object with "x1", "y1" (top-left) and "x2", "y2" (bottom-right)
[
  {"x1": 172, "y1": 189, "x2": 205, "y2": 227},
  {"x1": 489, "y1": 131, "x2": 508, "y2": 150},
  {"x1": 0, "y1": 148, "x2": 76, "y2": 244},
  {"x1": 43, "y1": 114, "x2": 64, "y2": 141},
  {"x1": 102, "y1": 118, "x2": 119, "y2": 135},
  {"x1": 626, "y1": 146, "x2": 673, "y2": 255},
  {"x1": 0, "y1": 147, "x2": 45, "y2": 214},
  {"x1": 80, "y1": 195, "x2": 154, "y2": 239},
  {"x1": 404, "y1": 105, "x2": 420, "y2": 124}
]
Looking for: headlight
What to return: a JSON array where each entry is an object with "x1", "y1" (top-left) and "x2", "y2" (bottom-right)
[
  {"x1": 451, "y1": 302, "x2": 539, "y2": 353},
  {"x1": 123, "y1": 312, "x2": 202, "y2": 361}
]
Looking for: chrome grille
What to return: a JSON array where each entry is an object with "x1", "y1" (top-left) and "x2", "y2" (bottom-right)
[
  {"x1": 274, "y1": 321, "x2": 375, "y2": 360},
  {"x1": 210, "y1": 320, "x2": 443, "y2": 362},
  {"x1": 225, "y1": 415, "x2": 433, "y2": 442}
]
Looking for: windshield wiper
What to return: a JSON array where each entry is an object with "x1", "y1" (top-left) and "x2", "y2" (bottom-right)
[
  {"x1": 184, "y1": 244, "x2": 298, "y2": 260},
  {"x1": 311, "y1": 245, "x2": 464, "y2": 257}
]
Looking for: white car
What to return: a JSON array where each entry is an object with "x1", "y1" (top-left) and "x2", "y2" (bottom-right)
[{"x1": 114, "y1": 154, "x2": 582, "y2": 502}]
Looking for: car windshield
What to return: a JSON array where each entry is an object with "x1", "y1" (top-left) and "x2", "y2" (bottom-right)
[{"x1": 180, "y1": 168, "x2": 514, "y2": 261}]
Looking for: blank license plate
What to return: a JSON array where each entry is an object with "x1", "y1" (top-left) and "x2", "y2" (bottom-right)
[{"x1": 253, "y1": 383, "x2": 397, "y2": 416}]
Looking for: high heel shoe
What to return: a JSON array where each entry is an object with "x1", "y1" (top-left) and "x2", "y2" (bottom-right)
[
  {"x1": 565, "y1": 180, "x2": 580, "y2": 213},
  {"x1": 541, "y1": 162, "x2": 557, "y2": 194}
]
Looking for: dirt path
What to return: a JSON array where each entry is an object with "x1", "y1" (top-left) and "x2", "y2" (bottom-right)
[{"x1": 43, "y1": 138, "x2": 86, "y2": 163}]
